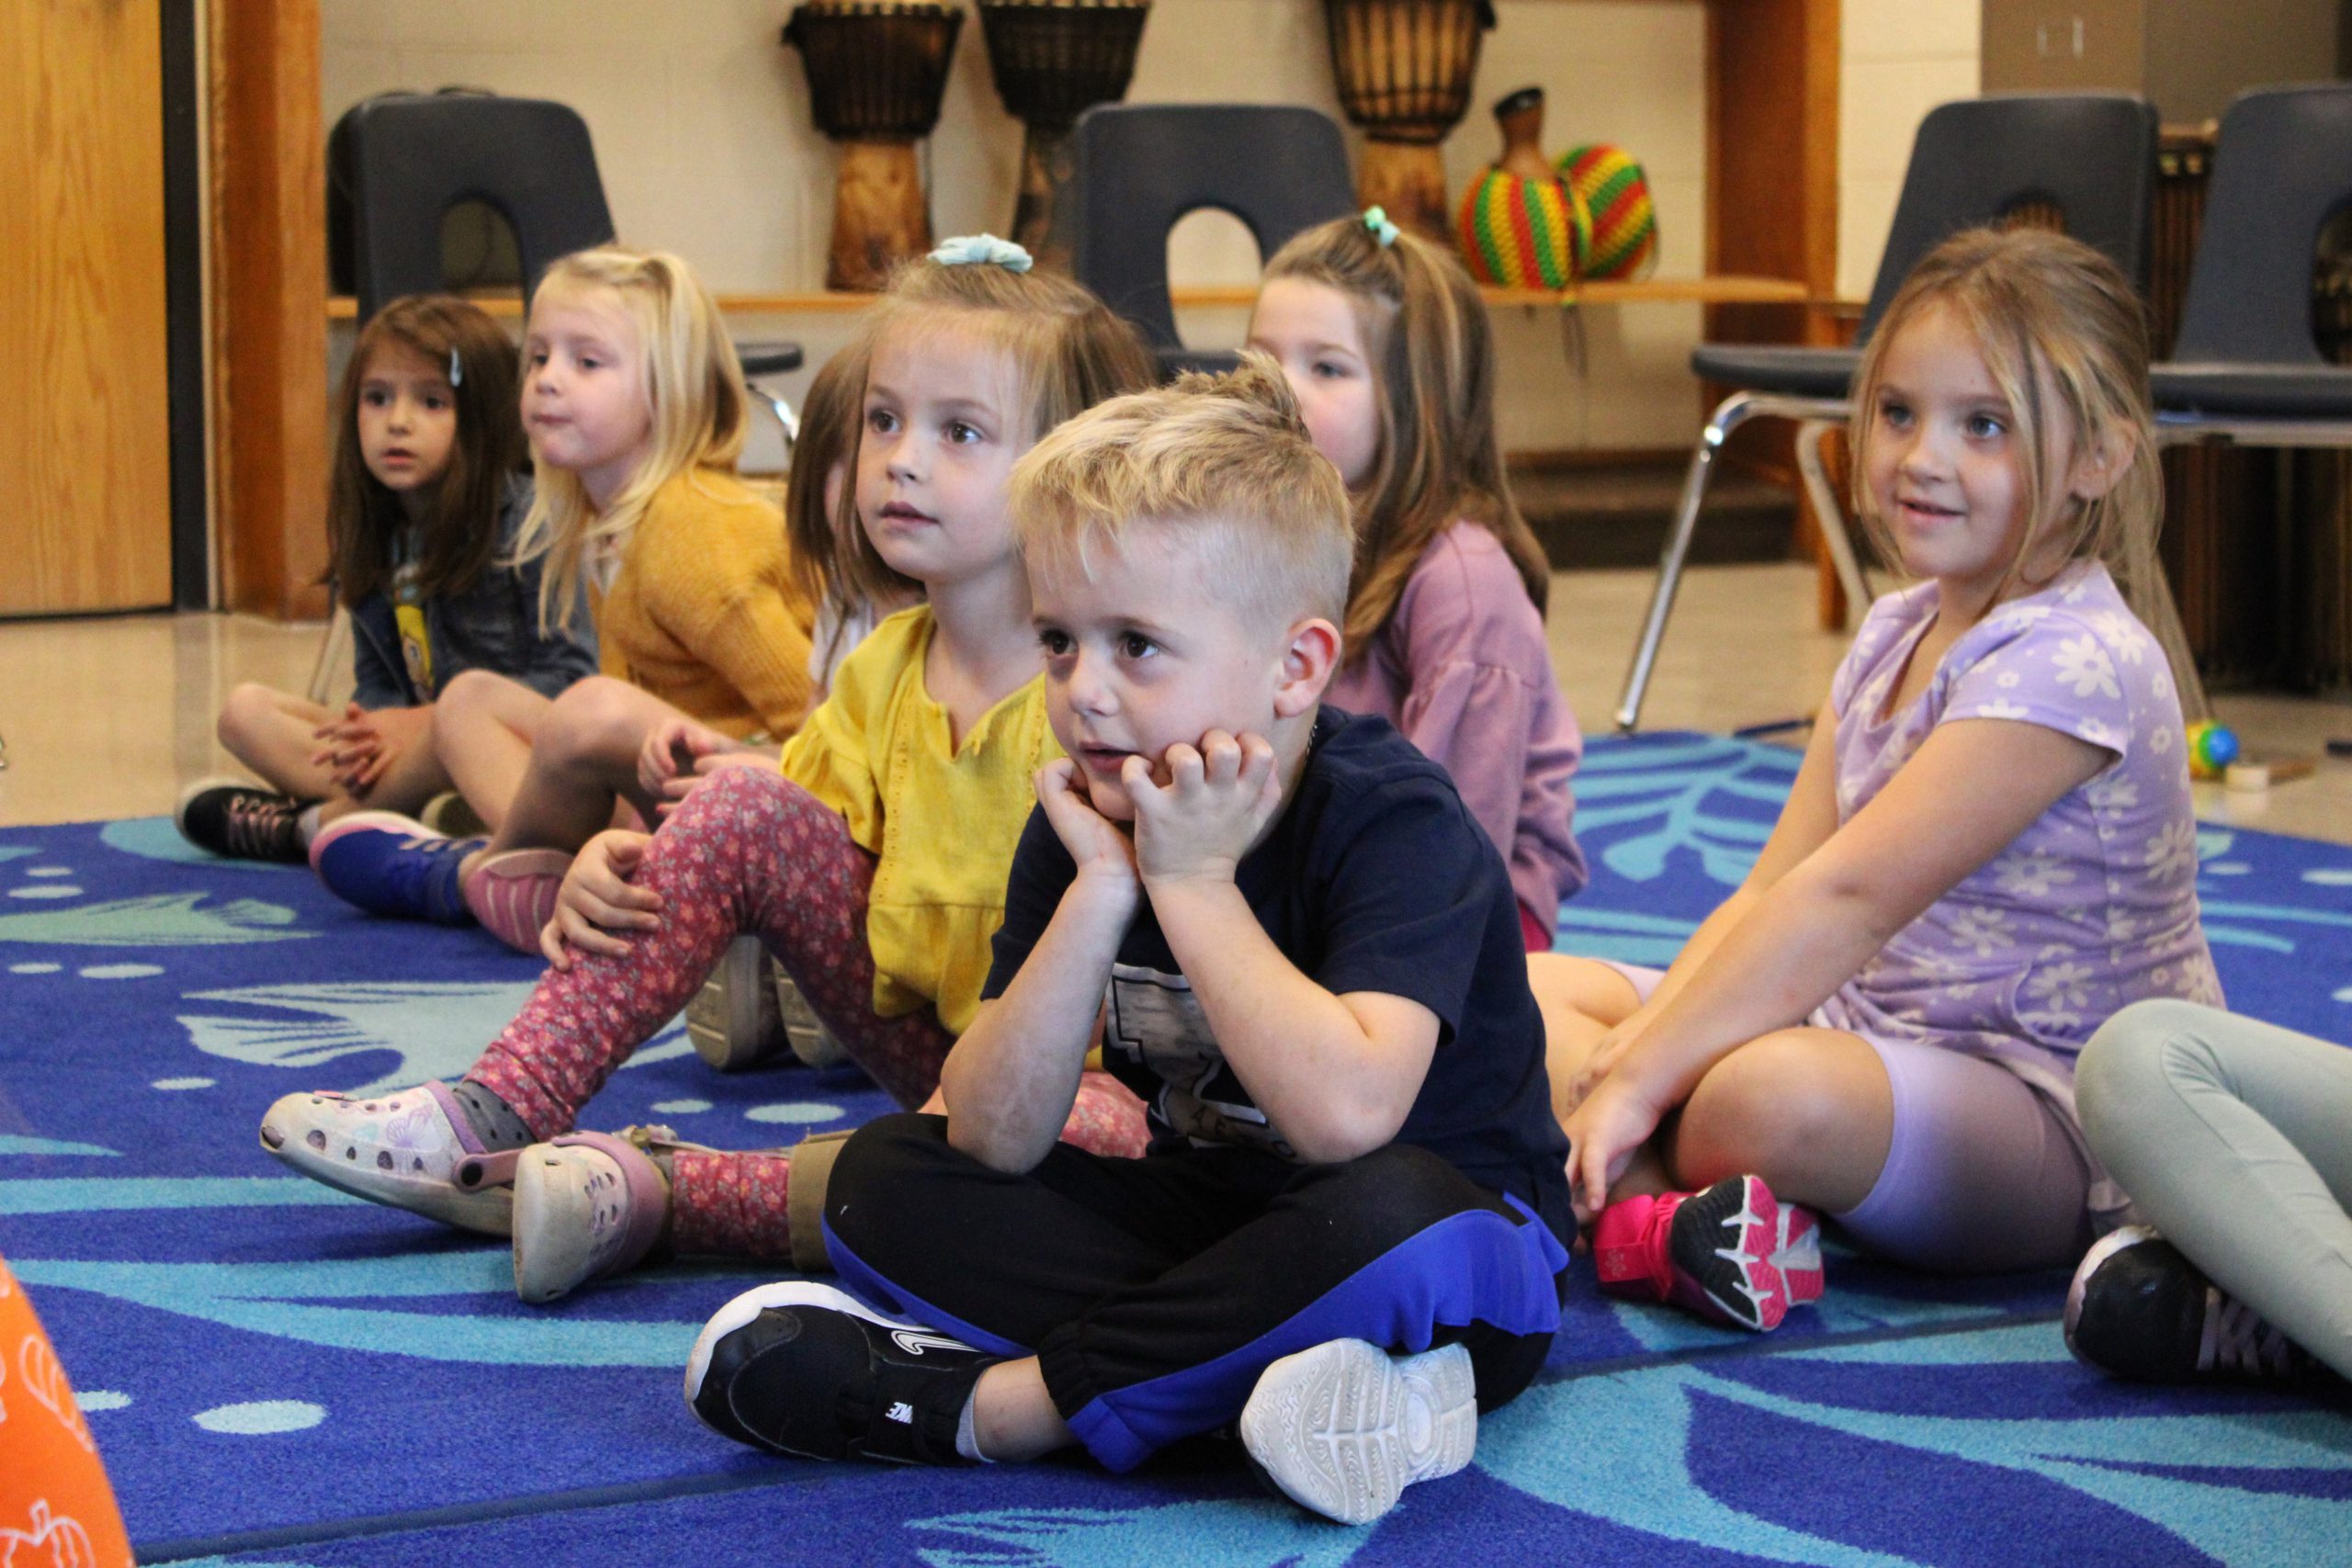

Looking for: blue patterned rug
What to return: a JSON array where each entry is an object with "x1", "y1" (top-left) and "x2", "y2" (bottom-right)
[{"x1": 3, "y1": 734, "x2": 2347, "y2": 1566}]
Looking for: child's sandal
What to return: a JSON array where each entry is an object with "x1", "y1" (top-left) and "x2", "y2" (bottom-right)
[
  {"x1": 511, "y1": 1128, "x2": 679, "y2": 1303},
  {"x1": 256, "y1": 1080, "x2": 518, "y2": 1235}
]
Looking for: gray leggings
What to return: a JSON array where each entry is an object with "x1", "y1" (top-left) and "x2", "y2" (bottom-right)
[{"x1": 2076, "y1": 1000, "x2": 2352, "y2": 1382}]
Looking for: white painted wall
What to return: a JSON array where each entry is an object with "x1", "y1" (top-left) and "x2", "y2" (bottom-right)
[
  {"x1": 1838, "y1": 1, "x2": 1984, "y2": 304},
  {"x1": 322, "y1": 0, "x2": 1712, "y2": 457}
]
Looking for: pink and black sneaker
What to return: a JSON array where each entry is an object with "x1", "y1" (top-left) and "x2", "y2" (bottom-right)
[
  {"x1": 1592, "y1": 1175, "x2": 1820, "y2": 1332},
  {"x1": 1774, "y1": 1200, "x2": 1826, "y2": 1307}
]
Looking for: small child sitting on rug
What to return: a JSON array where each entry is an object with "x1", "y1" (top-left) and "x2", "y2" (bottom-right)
[
  {"x1": 681, "y1": 359, "x2": 1572, "y2": 1528},
  {"x1": 1536, "y1": 227, "x2": 2221, "y2": 1331}
]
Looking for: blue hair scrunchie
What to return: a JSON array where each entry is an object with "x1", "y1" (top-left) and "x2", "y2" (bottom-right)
[
  {"x1": 929, "y1": 233, "x2": 1035, "y2": 273},
  {"x1": 447, "y1": 346, "x2": 463, "y2": 388},
  {"x1": 1363, "y1": 206, "x2": 1401, "y2": 248}
]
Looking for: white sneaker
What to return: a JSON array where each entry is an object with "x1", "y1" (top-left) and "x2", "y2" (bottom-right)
[
  {"x1": 1238, "y1": 1338, "x2": 1476, "y2": 1525},
  {"x1": 776, "y1": 970, "x2": 848, "y2": 1068},
  {"x1": 688, "y1": 935, "x2": 787, "y2": 1071}
]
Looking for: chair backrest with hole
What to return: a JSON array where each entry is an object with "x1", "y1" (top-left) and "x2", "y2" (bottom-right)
[
  {"x1": 2169, "y1": 83, "x2": 2352, "y2": 368},
  {"x1": 347, "y1": 95, "x2": 616, "y2": 324},
  {"x1": 1068, "y1": 104, "x2": 1356, "y2": 373},
  {"x1": 1861, "y1": 93, "x2": 2158, "y2": 341}
]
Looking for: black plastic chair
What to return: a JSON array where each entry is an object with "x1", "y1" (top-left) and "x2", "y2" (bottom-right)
[
  {"x1": 1615, "y1": 93, "x2": 2160, "y2": 731},
  {"x1": 342, "y1": 93, "x2": 801, "y2": 398},
  {"x1": 2153, "y1": 84, "x2": 2352, "y2": 433},
  {"x1": 1067, "y1": 104, "x2": 1356, "y2": 378}
]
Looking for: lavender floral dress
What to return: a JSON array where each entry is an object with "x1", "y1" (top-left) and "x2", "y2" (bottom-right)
[{"x1": 1815, "y1": 559, "x2": 2222, "y2": 1135}]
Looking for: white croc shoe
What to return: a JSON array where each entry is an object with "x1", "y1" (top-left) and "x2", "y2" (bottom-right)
[{"x1": 256, "y1": 1080, "x2": 518, "y2": 1235}]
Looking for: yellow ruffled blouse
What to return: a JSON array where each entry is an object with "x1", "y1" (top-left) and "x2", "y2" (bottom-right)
[{"x1": 778, "y1": 605, "x2": 1060, "y2": 1034}]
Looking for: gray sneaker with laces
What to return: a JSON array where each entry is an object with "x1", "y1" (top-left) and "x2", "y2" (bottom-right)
[{"x1": 2065, "y1": 1224, "x2": 2329, "y2": 1385}]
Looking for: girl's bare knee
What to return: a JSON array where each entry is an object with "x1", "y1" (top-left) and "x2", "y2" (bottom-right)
[
  {"x1": 436, "y1": 668, "x2": 505, "y2": 716},
  {"x1": 217, "y1": 682, "x2": 281, "y2": 751},
  {"x1": 1671, "y1": 1033, "x2": 1884, "y2": 1194}
]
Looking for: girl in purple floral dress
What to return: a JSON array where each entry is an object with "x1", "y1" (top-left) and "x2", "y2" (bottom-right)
[{"x1": 1537, "y1": 228, "x2": 2219, "y2": 1330}]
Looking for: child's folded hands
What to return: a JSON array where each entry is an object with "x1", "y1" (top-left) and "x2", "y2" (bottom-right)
[{"x1": 637, "y1": 717, "x2": 757, "y2": 816}]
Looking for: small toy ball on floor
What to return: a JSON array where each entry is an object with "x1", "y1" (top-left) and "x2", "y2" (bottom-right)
[{"x1": 2186, "y1": 719, "x2": 2239, "y2": 781}]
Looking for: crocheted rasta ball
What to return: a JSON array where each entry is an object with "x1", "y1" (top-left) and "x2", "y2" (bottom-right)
[
  {"x1": 1457, "y1": 167, "x2": 1590, "y2": 289},
  {"x1": 1557, "y1": 143, "x2": 1657, "y2": 281}
]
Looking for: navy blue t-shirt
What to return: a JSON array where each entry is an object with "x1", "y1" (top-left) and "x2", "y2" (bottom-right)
[{"x1": 983, "y1": 706, "x2": 1571, "y2": 1241}]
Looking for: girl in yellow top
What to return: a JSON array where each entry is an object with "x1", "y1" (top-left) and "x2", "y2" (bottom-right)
[
  {"x1": 311, "y1": 247, "x2": 820, "y2": 936},
  {"x1": 259, "y1": 240, "x2": 1159, "y2": 1301}
]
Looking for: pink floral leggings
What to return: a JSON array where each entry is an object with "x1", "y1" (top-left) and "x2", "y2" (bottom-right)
[{"x1": 467, "y1": 765, "x2": 1147, "y2": 1259}]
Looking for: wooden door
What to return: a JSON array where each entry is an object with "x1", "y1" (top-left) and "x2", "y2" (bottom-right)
[{"x1": 0, "y1": 0, "x2": 173, "y2": 615}]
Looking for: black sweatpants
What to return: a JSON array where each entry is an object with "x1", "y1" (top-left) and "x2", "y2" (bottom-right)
[{"x1": 821, "y1": 1113, "x2": 1571, "y2": 1472}]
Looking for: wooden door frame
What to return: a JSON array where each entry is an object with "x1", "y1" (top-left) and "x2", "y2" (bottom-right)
[
  {"x1": 1705, "y1": 0, "x2": 1845, "y2": 623},
  {"x1": 164, "y1": 0, "x2": 208, "y2": 609},
  {"x1": 207, "y1": 0, "x2": 328, "y2": 621}
]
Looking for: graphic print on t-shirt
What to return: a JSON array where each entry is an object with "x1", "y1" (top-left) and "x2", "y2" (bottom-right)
[
  {"x1": 392, "y1": 558, "x2": 434, "y2": 698},
  {"x1": 1103, "y1": 963, "x2": 1295, "y2": 1159}
]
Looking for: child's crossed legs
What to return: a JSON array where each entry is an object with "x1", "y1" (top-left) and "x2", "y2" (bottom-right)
[
  {"x1": 466, "y1": 764, "x2": 1143, "y2": 1258},
  {"x1": 1535, "y1": 953, "x2": 2089, "y2": 1273}
]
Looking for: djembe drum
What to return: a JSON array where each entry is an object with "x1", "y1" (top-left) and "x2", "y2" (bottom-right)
[
  {"x1": 784, "y1": 1, "x2": 967, "y2": 291},
  {"x1": 978, "y1": 0, "x2": 1151, "y2": 270},
  {"x1": 1323, "y1": 0, "x2": 1495, "y2": 243}
]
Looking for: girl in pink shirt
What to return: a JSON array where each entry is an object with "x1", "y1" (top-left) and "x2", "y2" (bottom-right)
[{"x1": 1248, "y1": 210, "x2": 1585, "y2": 949}]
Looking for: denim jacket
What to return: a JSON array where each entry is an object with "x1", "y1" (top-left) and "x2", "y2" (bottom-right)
[{"x1": 347, "y1": 473, "x2": 598, "y2": 708}]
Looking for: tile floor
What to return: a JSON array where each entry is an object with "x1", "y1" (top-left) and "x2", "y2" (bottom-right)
[{"x1": 2, "y1": 563, "x2": 2347, "y2": 843}]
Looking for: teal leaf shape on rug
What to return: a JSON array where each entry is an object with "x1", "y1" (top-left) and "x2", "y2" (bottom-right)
[
  {"x1": 1576, "y1": 737, "x2": 1795, "y2": 887},
  {"x1": 0, "y1": 894, "x2": 308, "y2": 948},
  {"x1": 1477, "y1": 1324, "x2": 2347, "y2": 1567},
  {"x1": 176, "y1": 981, "x2": 544, "y2": 1094},
  {"x1": 0, "y1": 1134, "x2": 119, "y2": 1157},
  {"x1": 100, "y1": 815, "x2": 301, "y2": 872},
  {"x1": 7, "y1": 1250, "x2": 694, "y2": 1367},
  {"x1": 910, "y1": 1505, "x2": 1359, "y2": 1568}
]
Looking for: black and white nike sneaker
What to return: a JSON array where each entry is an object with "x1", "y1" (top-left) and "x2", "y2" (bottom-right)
[{"x1": 684, "y1": 1281, "x2": 995, "y2": 1464}]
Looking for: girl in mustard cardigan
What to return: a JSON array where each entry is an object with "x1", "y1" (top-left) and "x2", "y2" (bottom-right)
[
  {"x1": 260, "y1": 241, "x2": 1159, "y2": 1303},
  {"x1": 310, "y1": 247, "x2": 820, "y2": 938}
]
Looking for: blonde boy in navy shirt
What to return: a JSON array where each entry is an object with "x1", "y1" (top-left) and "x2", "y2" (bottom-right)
[{"x1": 684, "y1": 362, "x2": 1571, "y2": 1526}]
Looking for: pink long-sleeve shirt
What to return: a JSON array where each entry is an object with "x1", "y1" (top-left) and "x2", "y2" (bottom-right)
[{"x1": 1324, "y1": 522, "x2": 1587, "y2": 935}]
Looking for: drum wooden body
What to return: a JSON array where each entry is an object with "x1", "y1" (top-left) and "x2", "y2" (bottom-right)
[
  {"x1": 786, "y1": 2, "x2": 966, "y2": 291},
  {"x1": 978, "y1": 0, "x2": 1150, "y2": 268},
  {"x1": 1323, "y1": 0, "x2": 1494, "y2": 241}
]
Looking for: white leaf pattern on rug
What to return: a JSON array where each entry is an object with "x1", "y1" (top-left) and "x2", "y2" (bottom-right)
[{"x1": 175, "y1": 982, "x2": 543, "y2": 1094}]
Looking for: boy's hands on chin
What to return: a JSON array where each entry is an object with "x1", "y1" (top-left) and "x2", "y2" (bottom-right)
[
  {"x1": 1035, "y1": 759, "x2": 1139, "y2": 911},
  {"x1": 1125, "y1": 729, "x2": 1281, "y2": 888}
]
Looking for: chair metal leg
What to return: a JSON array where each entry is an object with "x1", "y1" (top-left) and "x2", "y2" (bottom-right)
[
  {"x1": 750, "y1": 381, "x2": 800, "y2": 454},
  {"x1": 1793, "y1": 417, "x2": 1872, "y2": 628},
  {"x1": 307, "y1": 604, "x2": 353, "y2": 705},
  {"x1": 1612, "y1": 392, "x2": 1763, "y2": 732}
]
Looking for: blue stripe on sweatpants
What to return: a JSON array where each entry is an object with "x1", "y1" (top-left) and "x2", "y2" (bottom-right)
[
  {"x1": 1066, "y1": 1196, "x2": 1566, "y2": 1472},
  {"x1": 823, "y1": 1214, "x2": 1034, "y2": 1359}
]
